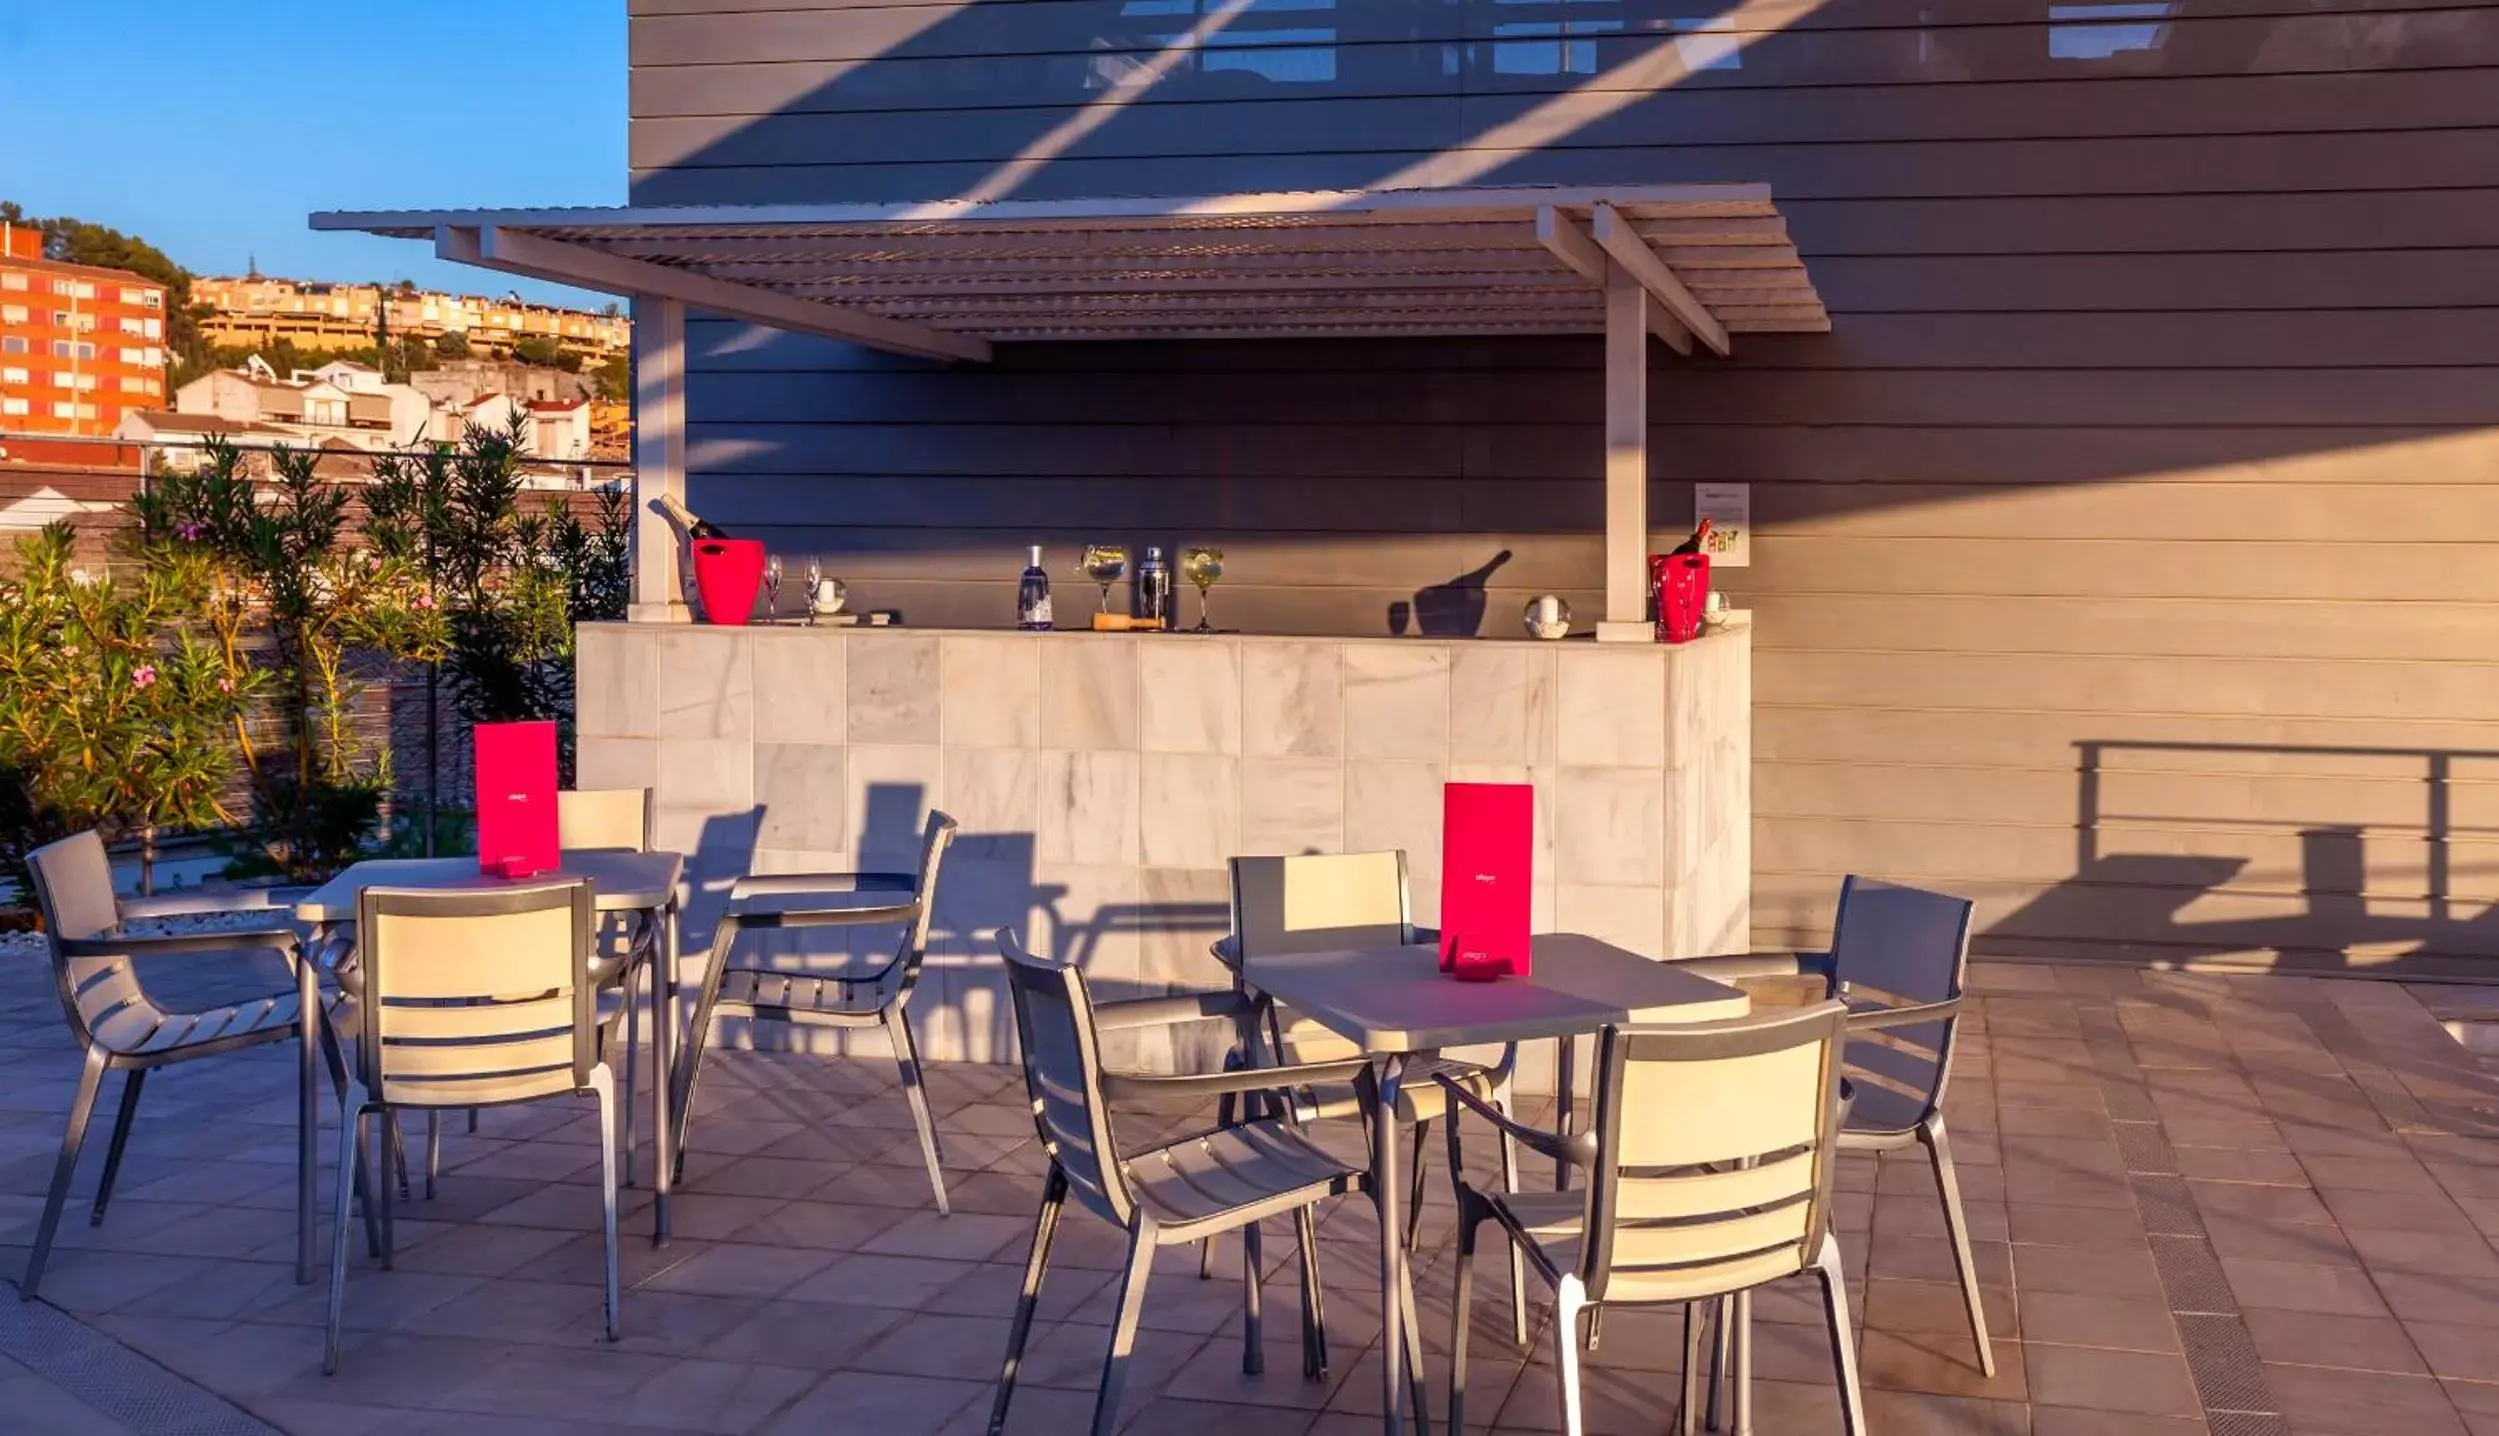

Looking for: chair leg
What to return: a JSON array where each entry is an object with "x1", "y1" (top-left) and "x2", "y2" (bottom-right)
[
  {"x1": 91, "y1": 1068, "x2": 147, "y2": 1226},
  {"x1": 989, "y1": 1167, "x2": 1068, "y2": 1436},
  {"x1": 1093, "y1": 1219, "x2": 1159, "y2": 1436},
  {"x1": 621, "y1": 957, "x2": 642, "y2": 1189},
  {"x1": 374, "y1": 1111, "x2": 397, "y2": 1269},
  {"x1": 1552, "y1": 1275, "x2": 1587, "y2": 1436},
  {"x1": 1732, "y1": 1288, "x2": 1753, "y2": 1436},
  {"x1": 24, "y1": 1045, "x2": 108, "y2": 1300},
  {"x1": 1706, "y1": 1294, "x2": 1732, "y2": 1433},
  {"x1": 1201, "y1": 1086, "x2": 1237, "y2": 1280},
  {"x1": 390, "y1": 1113, "x2": 411, "y2": 1202},
  {"x1": 1293, "y1": 1204, "x2": 1328, "y2": 1381},
  {"x1": 424, "y1": 1111, "x2": 441, "y2": 1201},
  {"x1": 1680, "y1": 1301, "x2": 1709, "y2": 1436},
  {"x1": 1241, "y1": 1217, "x2": 1265, "y2": 1375},
  {"x1": 1923, "y1": 1114, "x2": 1997, "y2": 1377},
  {"x1": 886, "y1": 1007, "x2": 949, "y2": 1216},
  {"x1": 1494, "y1": 1080, "x2": 1526, "y2": 1352},
  {"x1": 1397, "y1": 1235, "x2": 1430, "y2": 1436},
  {"x1": 323, "y1": 1096, "x2": 368, "y2": 1376},
  {"x1": 1449, "y1": 1193, "x2": 1481, "y2": 1436},
  {"x1": 1817, "y1": 1238, "x2": 1868, "y2": 1436},
  {"x1": 1403, "y1": 1118, "x2": 1431, "y2": 1253},
  {"x1": 591, "y1": 1069, "x2": 623, "y2": 1342}
]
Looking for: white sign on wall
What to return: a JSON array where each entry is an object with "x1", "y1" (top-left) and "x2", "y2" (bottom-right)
[{"x1": 1693, "y1": 482, "x2": 1751, "y2": 567}]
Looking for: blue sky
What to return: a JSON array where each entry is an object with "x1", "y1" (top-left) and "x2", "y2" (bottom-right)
[{"x1": 0, "y1": 1, "x2": 624, "y2": 305}]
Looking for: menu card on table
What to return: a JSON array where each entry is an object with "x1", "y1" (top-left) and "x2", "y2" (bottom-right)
[
  {"x1": 1440, "y1": 781, "x2": 1533, "y2": 981},
  {"x1": 474, "y1": 720, "x2": 559, "y2": 878}
]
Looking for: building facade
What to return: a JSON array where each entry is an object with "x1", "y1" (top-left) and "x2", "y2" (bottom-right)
[
  {"x1": 622, "y1": 1, "x2": 2499, "y2": 973},
  {"x1": 0, "y1": 225, "x2": 169, "y2": 436},
  {"x1": 191, "y1": 275, "x2": 630, "y2": 359}
]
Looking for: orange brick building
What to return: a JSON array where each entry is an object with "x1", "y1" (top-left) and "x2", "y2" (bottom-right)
[{"x1": 0, "y1": 225, "x2": 170, "y2": 437}]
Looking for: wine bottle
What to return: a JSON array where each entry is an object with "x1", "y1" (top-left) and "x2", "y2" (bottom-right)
[
  {"x1": 1017, "y1": 545, "x2": 1054, "y2": 630},
  {"x1": 653, "y1": 493, "x2": 730, "y2": 541},
  {"x1": 1669, "y1": 517, "x2": 1713, "y2": 557}
]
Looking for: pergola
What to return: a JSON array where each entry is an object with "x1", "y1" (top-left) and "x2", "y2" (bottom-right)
[{"x1": 314, "y1": 183, "x2": 1828, "y2": 634}]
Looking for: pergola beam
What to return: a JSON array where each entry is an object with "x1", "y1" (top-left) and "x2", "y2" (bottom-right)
[
  {"x1": 1536, "y1": 207, "x2": 1693, "y2": 356},
  {"x1": 1590, "y1": 204, "x2": 1732, "y2": 357},
  {"x1": 437, "y1": 225, "x2": 991, "y2": 364}
]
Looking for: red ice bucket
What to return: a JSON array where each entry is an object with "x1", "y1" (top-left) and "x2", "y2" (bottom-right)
[
  {"x1": 1649, "y1": 552, "x2": 1711, "y2": 644},
  {"x1": 690, "y1": 538, "x2": 768, "y2": 626}
]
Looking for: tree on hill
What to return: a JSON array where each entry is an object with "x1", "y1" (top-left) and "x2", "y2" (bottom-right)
[
  {"x1": 510, "y1": 335, "x2": 582, "y2": 373},
  {"x1": 1, "y1": 200, "x2": 212, "y2": 389}
]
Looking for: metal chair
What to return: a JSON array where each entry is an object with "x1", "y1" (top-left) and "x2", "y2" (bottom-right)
[
  {"x1": 22, "y1": 830, "x2": 334, "y2": 1297},
  {"x1": 989, "y1": 929, "x2": 1427, "y2": 1436},
  {"x1": 324, "y1": 878, "x2": 621, "y2": 1372},
  {"x1": 671, "y1": 811, "x2": 957, "y2": 1212},
  {"x1": 1222, "y1": 853, "x2": 1521, "y2": 1285},
  {"x1": 1441, "y1": 1002, "x2": 1868, "y2": 1436},
  {"x1": 555, "y1": 786, "x2": 660, "y2": 1185},
  {"x1": 1674, "y1": 874, "x2": 1992, "y2": 1376}
]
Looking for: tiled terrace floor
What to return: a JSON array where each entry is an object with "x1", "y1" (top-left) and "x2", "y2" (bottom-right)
[{"x1": 1, "y1": 953, "x2": 2496, "y2": 1436}]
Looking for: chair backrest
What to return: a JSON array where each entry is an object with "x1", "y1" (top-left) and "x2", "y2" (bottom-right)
[
  {"x1": 998, "y1": 928, "x2": 1133, "y2": 1228},
  {"x1": 1828, "y1": 875, "x2": 1976, "y2": 1124},
  {"x1": 26, "y1": 830, "x2": 140, "y2": 1050},
  {"x1": 557, "y1": 787, "x2": 651, "y2": 852},
  {"x1": 1583, "y1": 1001, "x2": 1850, "y2": 1305},
  {"x1": 353, "y1": 878, "x2": 596, "y2": 1108},
  {"x1": 1228, "y1": 851, "x2": 1412, "y2": 960},
  {"x1": 893, "y1": 810, "x2": 959, "y2": 990}
]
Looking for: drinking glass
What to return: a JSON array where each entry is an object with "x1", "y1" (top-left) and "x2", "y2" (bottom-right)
[
  {"x1": 763, "y1": 555, "x2": 782, "y2": 620},
  {"x1": 1080, "y1": 544, "x2": 1129, "y2": 616},
  {"x1": 1182, "y1": 547, "x2": 1224, "y2": 633},
  {"x1": 805, "y1": 558, "x2": 822, "y2": 625}
]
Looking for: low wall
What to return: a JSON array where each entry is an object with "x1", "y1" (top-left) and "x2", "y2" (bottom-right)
[{"x1": 576, "y1": 618, "x2": 1751, "y2": 1089}]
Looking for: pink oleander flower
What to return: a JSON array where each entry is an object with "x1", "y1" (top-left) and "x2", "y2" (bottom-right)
[
  {"x1": 176, "y1": 522, "x2": 203, "y2": 541},
  {"x1": 132, "y1": 665, "x2": 157, "y2": 689},
  {"x1": 414, "y1": 592, "x2": 437, "y2": 611},
  {"x1": 216, "y1": 675, "x2": 235, "y2": 693}
]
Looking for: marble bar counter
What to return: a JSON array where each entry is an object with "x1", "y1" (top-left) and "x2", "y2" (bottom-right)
[{"x1": 575, "y1": 619, "x2": 1750, "y2": 1084}]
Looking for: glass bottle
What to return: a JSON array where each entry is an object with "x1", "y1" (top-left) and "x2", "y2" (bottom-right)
[
  {"x1": 1017, "y1": 545, "x2": 1053, "y2": 630},
  {"x1": 1136, "y1": 545, "x2": 1172, "y2": 630}
]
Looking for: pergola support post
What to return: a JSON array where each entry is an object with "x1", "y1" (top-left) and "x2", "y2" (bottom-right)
[
  {"x1": 629, "y1": 294, "x2": 691, "y2": 624},
  {"x1": 1594, "y1": 261, "x2": 1654, "y2": 642}
]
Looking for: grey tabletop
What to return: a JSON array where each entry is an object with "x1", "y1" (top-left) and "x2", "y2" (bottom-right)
[
  {"x1": 1240, "y1": 933, "x2": 1750, "y2": 1054},
  {"x1": 291, "y1": 850, "x2": 686, "y2": 924}
]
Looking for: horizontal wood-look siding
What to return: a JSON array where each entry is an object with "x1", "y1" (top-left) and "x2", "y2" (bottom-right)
[{"x1": 636, "y1": 0, "x2": 2499, "y2": 976}]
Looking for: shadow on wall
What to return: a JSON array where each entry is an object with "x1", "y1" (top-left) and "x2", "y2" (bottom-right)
[
  {"x1": 1391, "y1": 548, "x2": 1512, "y2": 637},
  {"x1": 706, "y1": 782, "x2": 1235, "y2": 1068},
  {"x1": 1978, "y1": 740, "x2": 2499, "y2": 978}
]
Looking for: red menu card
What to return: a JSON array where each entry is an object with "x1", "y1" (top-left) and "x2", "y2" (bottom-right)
[
  {"x1": 1440, "y1": 781, "x2": 1533, "y2": 980},
  {"x1": 474, "y1": 720, "x2": 559, "y2": 878}
]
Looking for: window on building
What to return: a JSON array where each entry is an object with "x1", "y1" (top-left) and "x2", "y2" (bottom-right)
[
  {"x1": 0, "y1": 272, "x2": 24, "y2": 291},
  {"x1": 0, "y1": 367, "x2": 25, "y2": 385},
  {"x1": 0, "y1": 305, "x2": 24, "y2": 324},
  {"x1": 143, "y1": 317, "x2": 161, "y2": 339},
  {"x1": 50, "y1": 279, "x2": 72, "y2": 296},
  {"x1": 120, "y1": 375, "x2": 154, "y2": 394},
  {"x1": 0, "y1": 397, "x2": 27, "y2": 416},
  {"x1": 1, "y1": 337, "x2": 25, "y2": 354},
  {"x1": 50, "y1": 340, "x2": 70, "y2": 358},
  {"x1": 140, "y1": 290, "x2": 161, "y2": 309},
  {"x1": 75, "y1": 342, "x2": 94, "y2": 360},
  {"x1": 119, "y1": 288, "x2": 149, "y2": 305},
  {"x1": 119, "y1": 316, "x2": 146, "y2": 336},
  {"x1": 52, "y1": 400, "x2": 77, "y2": 419}
]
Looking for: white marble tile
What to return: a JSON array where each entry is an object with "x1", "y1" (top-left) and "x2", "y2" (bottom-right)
[
  {"x1": 1555, "y1": 646, "x2": 1665, "y2": 768},
  {"x1": 1028, "y1": 861, "x2": 1142, "y2": 975},
  {"x1": 1449, "y1": 644, "x2": 1556, "y2": 767},
  {"x1": 1138, "y1": 752, "x2": 1238, "y2": 869},
  {"x1": 1344, "y1": 759, "x2": 1448, "y2": 924},
  {"x1": 1140, "y1": 639, "x2": 1241, "y2": 755},
  {"x1": 1238, "y1": 758, "x2": 1346, "y2": 857},
  {"x1": 1036, "y1": 750, "x2": 1140, "y2": 868},
  {"x1": 750, "y1": 630, "x2": 844, "y2": 745},
  {"x1": 1556, "y1": 883, "x2": 1665, "y2": 960},
  {"x1": 656, "y1": 629, "x2": 754, "y2": 741},
  {"x1": 846, "y1": 633, "x2": 940, "y2": 745},
  {"x1": 1041, "y1": 637, "x2": 1140, "y2": 751},
  {"x1": 844, "y1": 743, "x2": 945, "y2": 870},
  {"x1": 655, "y1": 736, "x2": 753, "y2": 816},
  {"x1": 576, "y1": 625, "x2": 657, "y2": 740},
  {"x1": 941, "y1": 747, "x2": 1041, "y2": 846},
  {"x1": 576, "y1": 736, "x2": 656, "y2": 795},
  {"x1": 1552, "y1": 766, "x2": 1666, "y2": 888},
  {"x1": 1240, "y1": 642, "x2": 1342, "y2": 758},
  {"x1": 1342, "y1": 643, "x2": 1451, "y2": 761},
  {"x1": 1137, "y1": 865, "x2": 1234, "y2": 990},
  {"x1": 940, "y1": 635, "x2": 1041, "y2": 749},
  {"x1": 754, "y1": 743, "x2": 846, "y2": 853}
]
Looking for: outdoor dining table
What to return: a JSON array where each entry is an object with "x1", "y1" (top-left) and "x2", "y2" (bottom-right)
[
  {"x1": 1238, "y1": 934, "x2": 1750, "y2": 1434},
  {"x1": 290, "y1": 848, "x2": 687, "y2": 1251}
]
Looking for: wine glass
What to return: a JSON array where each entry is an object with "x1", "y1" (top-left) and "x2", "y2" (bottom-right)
[
  {"x1": 1181, "y1": 547, "x2": 1224, "y2": 633},
  {"x1": 763, "y1": 555, "x2": 782, "y2": 621},
  {"x1": 1080, "y1": 544, "x2": 1129, "y2": 617},
  {"x1": 804, "y1": 557, "x2": 823, "y2": 626}
]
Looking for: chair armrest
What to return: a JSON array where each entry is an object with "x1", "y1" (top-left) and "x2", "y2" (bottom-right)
[
  {"x1": 117, "y1": 887, "x2": 310, "y2": 921},
  {"x1": 1208, "y1": 935, "x2": 1240, "y2": 970},
  {"x1": 1438, "y1": 1074, "x2": 1596, "y2": 1169},
  {"x1": 730, "y1": 872, "x2": 916, "y2": 899},
  {"x1": 1100, "y1": 1057, "x2": 1373, "y2": 1104},
  {"x1": 62, "y1": 926, "x2": 300, "y2": 959},
  {"x1": 1667, "y1": 950, "x2": 1834, "y2": 985},
  {"x1": 1092, "y1": 990, "x2": 1253, "y2": 1033},
  {"x1": 1844, "y1": 995, "x2": 1960, "y2": 1033},
  {"x1": 724, "y1": 873, "x2": 919, "y2": 930}
]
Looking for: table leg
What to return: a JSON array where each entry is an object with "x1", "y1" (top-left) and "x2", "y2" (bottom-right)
[
  {"x1": 1555, "y1": 1033, "x2": 1576, "y2": 1191},
  {"x1": 296, "y1": 937, "x2": 319, "y2": 1284},
  {"x1": 1372, "y1": 1054, "x2": 1408, "y2": 1436},
  {"x1": 651, "y1": 899, "x2": 677, "y2": 1246}
]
